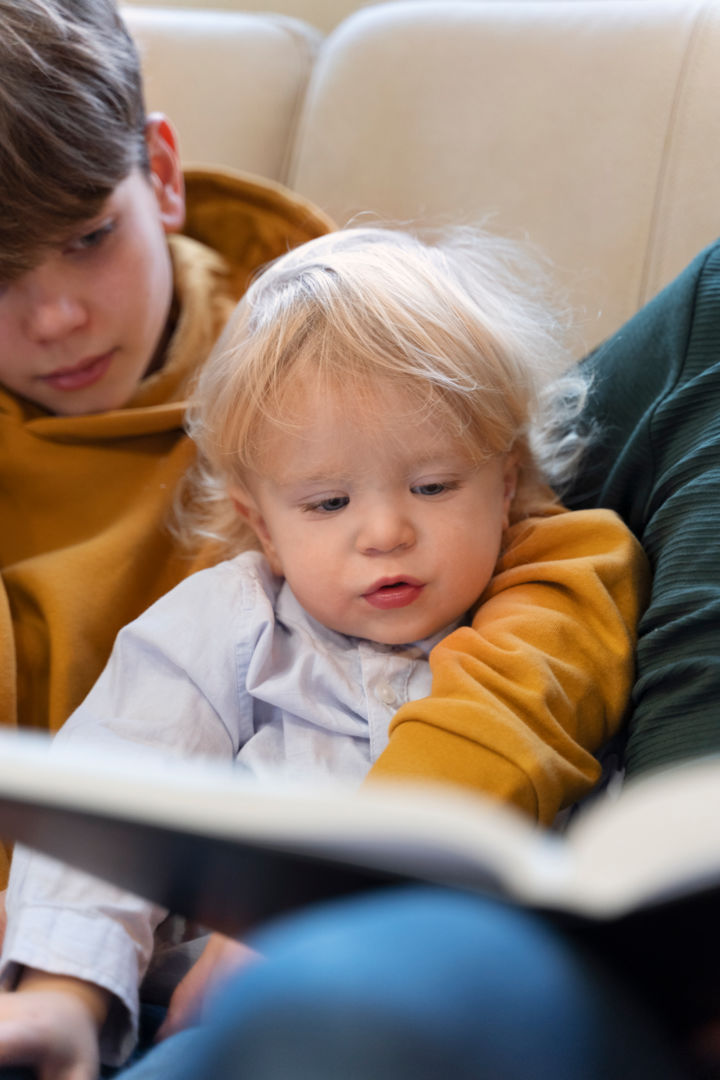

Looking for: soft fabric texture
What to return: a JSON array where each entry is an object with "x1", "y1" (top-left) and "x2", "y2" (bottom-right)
[
  {"x1": 565, "y1": 238, "x2": 720, "y2": 778},
  {"x1": 368, "y1": 500, "x2": 649, "y2": 824},
  {"x1": 33, "y1": 549, "x2": 449, "y2": 788}
]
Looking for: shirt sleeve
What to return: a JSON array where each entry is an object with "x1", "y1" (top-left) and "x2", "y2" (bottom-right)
[
  {"x1": 0, "y1": 554, "x2": 274, "y2": 1066},
  {"x1": 366, "y1": 506, "x2": 650, "y2": 825},
  {"x1": 1, "y1": 844, "x2": 165, "y2": 1067}
]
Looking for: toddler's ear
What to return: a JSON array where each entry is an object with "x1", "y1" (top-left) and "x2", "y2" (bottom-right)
[
  {"x1": 145, "y1": 113, "x2": 185, "y2": 233},
  {"x1": 230, "y1": 487, "x2": 283, "y2": 576},
  {"x1": 502, "y1": 455, "x2": 519, "y2": 530}
]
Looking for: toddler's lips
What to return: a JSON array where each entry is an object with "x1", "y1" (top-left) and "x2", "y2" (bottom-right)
[
  {"x1": 363, "y1": 579, "x2": 424, "y2": 610},
  {"x1": 40, "y1": 350, "x2": 114, "y2": 392}
]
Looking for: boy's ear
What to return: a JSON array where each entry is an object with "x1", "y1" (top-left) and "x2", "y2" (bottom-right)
[
  {"x1": 145, "y1": 113, "x2": 185, "y2": 234},
  {"x1": 230, "y1": 486, "x2": 284, "y2": 576}
]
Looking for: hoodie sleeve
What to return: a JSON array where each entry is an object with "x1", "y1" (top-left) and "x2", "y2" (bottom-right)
[{"x1": 366, "y1": 506, "x2": 650, "y2": 825}]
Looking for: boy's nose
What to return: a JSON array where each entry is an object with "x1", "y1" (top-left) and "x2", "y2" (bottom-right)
[
  {"x1": 26, "y1": 294, "x2": 89, "y2": 342},
  {"x1": 357, "y1": 508, "x2": 416, "y2": 556},
  {"x1": 21, "y1": 270, "x2": 89, "y2": 342}
]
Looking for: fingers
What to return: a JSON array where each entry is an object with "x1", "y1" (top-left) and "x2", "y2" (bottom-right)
[
  {"x1": 155, "y1": 970, "x2": 202, "y2": 1042},
  {"x1": 156, "y1": 935, "x2": 260, "y2": 1042},
  {"x1": 0, "y1": 990, "x2": 99, "y2": 1080},
  {"x1": 0, "y1": 1009, "x2": 45, "y2": 1068}
]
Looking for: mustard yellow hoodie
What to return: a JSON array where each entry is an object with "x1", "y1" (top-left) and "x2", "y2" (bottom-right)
[{"x1": 0, "y1": 168, "x2": 333, "y2": 744}]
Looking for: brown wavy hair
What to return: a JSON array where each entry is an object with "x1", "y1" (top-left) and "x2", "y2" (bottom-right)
[{"x1": 0, "y1": 0, "x2": 148, "y2": 280}]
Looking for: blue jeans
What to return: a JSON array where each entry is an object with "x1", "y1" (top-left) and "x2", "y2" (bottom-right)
[{"x1": 119, "y1": 886, "x2": 693, "y2": 1080}]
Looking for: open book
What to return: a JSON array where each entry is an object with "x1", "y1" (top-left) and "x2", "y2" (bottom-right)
[{"x1": 0, "y1": 729, "x2": 717, "y2": 936}]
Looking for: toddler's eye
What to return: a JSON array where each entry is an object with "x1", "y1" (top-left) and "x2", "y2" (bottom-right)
[
  {"x1": 412, "y1": 482, "x2": 455, "y2": 496},
  {"x1": 305, "y1": 496, "x2": 349, "y2": 513}
]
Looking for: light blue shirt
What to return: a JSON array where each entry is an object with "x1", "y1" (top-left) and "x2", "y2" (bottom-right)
[
  {"x1": 2, "y1": 551, "x2": 461, "y2": 1063},
  {"x1": 63, "y1": 549, "x2": 456, "y2": 784}
]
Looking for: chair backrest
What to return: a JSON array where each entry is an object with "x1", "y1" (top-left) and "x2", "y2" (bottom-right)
[
  {"x1": 124, "y1": 0, "x2": 380, "y2": 33},
  {"x1": 125, "y1": 1, "x2": 720, "y2": 351},
  {"x1": 124, "y1": 6, "x2": 321, "y2": 182},
  {"x1": 289, "y1": 0, "x2": 720, "y2": 351}
]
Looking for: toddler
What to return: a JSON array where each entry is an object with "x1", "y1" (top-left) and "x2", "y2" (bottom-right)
[{"x1": 0, "y1": 226, "x2": 648, "y2": 1076}]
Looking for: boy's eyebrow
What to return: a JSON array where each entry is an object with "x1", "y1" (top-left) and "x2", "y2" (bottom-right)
[
  {"x1": 51, "y1": 194, "x2": 117, "y2": 250},
  {"x1": 57, "y1": 212, "x2": 109, "y2": 245}
]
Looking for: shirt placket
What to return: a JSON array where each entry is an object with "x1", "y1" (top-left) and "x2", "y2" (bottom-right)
[{"x1": 358, "y1": 644, "x2": 418, "y2": 761}]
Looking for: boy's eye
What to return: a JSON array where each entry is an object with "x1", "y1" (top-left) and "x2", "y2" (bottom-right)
[
  {"x1": 65, "y1": 220, "x2": 115, "y2": 254},
  {"x1": 304, "y1": 496, "x2": 349, "y2": 513}
]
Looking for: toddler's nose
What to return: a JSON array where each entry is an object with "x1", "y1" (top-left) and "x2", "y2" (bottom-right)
[{"x1": 358, "y1": 508, "x2": 416, "y2": 556}]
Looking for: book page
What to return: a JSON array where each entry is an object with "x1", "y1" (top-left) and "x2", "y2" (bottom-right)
[
  {"x1": 2, "y1": 730, "x2": 717, "y2": 927},
  {"x1": 561, "y1": 756, "x2": 720, "y2": 917},
  {"x1": 0, "y1": 729, "x2": 572, "y2": 930}
]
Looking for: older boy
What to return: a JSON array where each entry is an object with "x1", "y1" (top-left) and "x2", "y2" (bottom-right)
[{"x1": 0, "y1": 0, "x2": 332, "y2": 808}]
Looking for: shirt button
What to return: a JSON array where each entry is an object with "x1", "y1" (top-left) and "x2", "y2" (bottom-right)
[{"x1": 377, "y1": 682, "x2": 398, "y2": 707}]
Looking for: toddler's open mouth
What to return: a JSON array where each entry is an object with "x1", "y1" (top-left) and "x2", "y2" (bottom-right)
[{"x1": 363, "y1": 578, "x2": 424, "y2": 610}]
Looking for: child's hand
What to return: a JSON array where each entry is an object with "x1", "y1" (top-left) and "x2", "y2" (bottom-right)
[
  {"x1": 157, "y1": 933, "x2": 260, "y2": 1041},
  {"x1": 0, "y1": 968, "x2": 109, "y2": 1080}
]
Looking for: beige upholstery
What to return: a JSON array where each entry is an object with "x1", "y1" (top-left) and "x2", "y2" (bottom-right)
[
  {"x1": 124, "y1": 0, "x2": 381, "y2": 33},
  {"x1": 128, "y1": 0, "x2": 720, "y2": 352},
  {"x1": 290, "y1": 0, "x2": 720, "y2": 351},
  {"x1": 123, "y1": 7, "x2": 321, "y2": 180}
]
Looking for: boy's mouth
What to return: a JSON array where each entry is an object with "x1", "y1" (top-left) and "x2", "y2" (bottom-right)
[
  {"x1": 40, "y1": 350, "x2": 114, "y2": 392},
  {"x1": 362, "y1": 578, "x2": 425, "y2": 610}
]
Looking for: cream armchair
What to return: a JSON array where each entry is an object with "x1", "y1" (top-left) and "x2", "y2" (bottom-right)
[{"x1": 126, "y1": 0, "x2": 720, "y2": 352}]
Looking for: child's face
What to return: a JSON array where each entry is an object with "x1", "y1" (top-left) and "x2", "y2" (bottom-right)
[
  {"x1": 235, "y1": 383, "x2": 517, "y2": 645},
  {"x1": 0, "y1": 116, "x2": 184, "y2": 415}
]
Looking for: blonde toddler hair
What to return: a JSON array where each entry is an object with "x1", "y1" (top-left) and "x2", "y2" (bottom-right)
[{"x1": 177, "y1": 225, "x2": 589, "y2": 558}]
